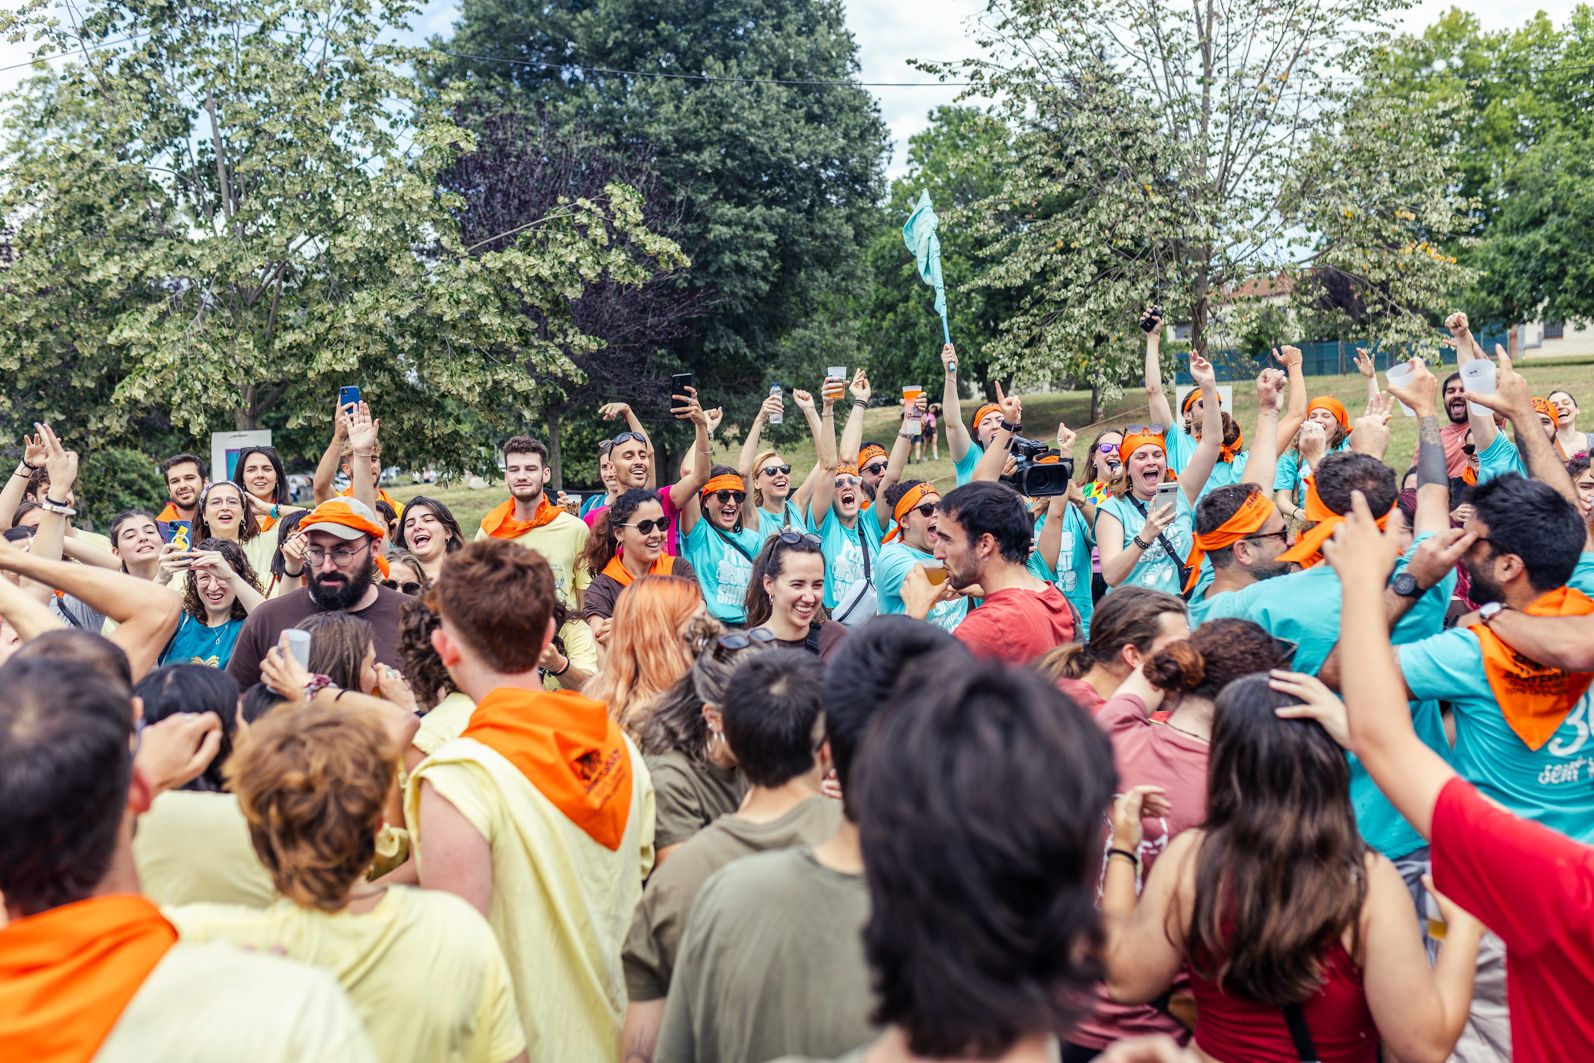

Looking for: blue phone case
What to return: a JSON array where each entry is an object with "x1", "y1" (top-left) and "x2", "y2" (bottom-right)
[{"x1": 339, "y1": 386, "x2": 361, "y2": 409}]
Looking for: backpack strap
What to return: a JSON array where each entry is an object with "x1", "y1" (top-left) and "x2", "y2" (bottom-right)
[{"x1": 1281, "y1": 1002, "x2": 1320, "y2": 1063}]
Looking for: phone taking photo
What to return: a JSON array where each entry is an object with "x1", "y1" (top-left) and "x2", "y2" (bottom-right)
[
  {"x1": 670, "y1": 373, "x2": 694, "y2": 411},
  {"x1": 1152, "y1": 481, "x2": 1181, "y2": 514},
  {"x1": 169, "y1": 520, "x2": 192, "y2": 551},
  {"x1": 338, "y1": 385, "x2": 361, "y2": 411}
]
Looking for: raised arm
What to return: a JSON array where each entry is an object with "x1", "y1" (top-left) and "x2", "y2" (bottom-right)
[
  {"x1": 1467, "y1": 349, "x2": 1581, "y2": 510},
  {"x1": 940, "y1": 343, "x2": 974, "y2": 463},
  {"x1": 736, "y1": 393, "x2": 783, "y2": 482},
  {"x1": 1353, "y1": 347, "x2": 1381, "y2": 411},
  {"x1": 312, "y1": 397, "x2": 350, "y2": 503},
  {"x1": 190, "y1": 549, "x2": 265, "y2": 614},
  {"x1": 1101, "y1": 791, "x2": 1189, "y2": 1005},
  {"x1": 0, "y1": 429, "x2": 47, "y2": 532},
  {"x1": 1035, "y1": 490, "x2": 1068, "y2": 571},
  {"x1": 1271, "y1": 346, "x2": 1308, "y2": 454},
  {"x1": 1177, "y1": 353, "x2": 1223, "y2": 504},
  {"x1": 601, "y1": 402, "x2": 656, "y2": 490},
  {"x1": 873, "y1": 404, "x2": 917, "y2": 533},
  {"x1": 665, "y1": 387, "x2": 714, "y2": 512},
  {"x1": 1243, "y1": 369, "x2": 1285, "y2": 493},
  {"x1": 969, "y1": 388, "x2": 1023, "y2": 484},
  {"x1": 0, "y1": 570, "x2": 67, "y2": 640},
  {"x1": 1143, "y1": 311, "x2": 1175, "y2": 429},
  {"x1": 837, "y1": 370, "x2": 869, "y2": 466},
  {"x1": 806, "y1": 390, "x2": 841, "y2": 524},
  {"x1": 345, "y1": 402, "x2": 379, "y2": 517}
]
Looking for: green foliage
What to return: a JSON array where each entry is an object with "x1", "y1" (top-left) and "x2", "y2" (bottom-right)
[
  {"x1": 0, "y1": 0, "x2": 684, "y2": 473},
  {"x1": 75, "y1": 446, "x2": 167, "y2": 530}
]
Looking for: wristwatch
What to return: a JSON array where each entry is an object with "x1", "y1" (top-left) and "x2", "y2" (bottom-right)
[
  {"x1": 999, "y1": 419, "x2": 1022, "y2": 434},
  {"x1": 1390, "y1": 572, "x2": 1422, "y2": 599},
  {"x1": 1478, "y1": 601, "x2": 1506, "y2": 626}
]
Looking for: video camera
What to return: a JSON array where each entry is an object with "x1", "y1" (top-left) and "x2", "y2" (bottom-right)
[{"x1": 1001, "y1": 436, "x2": 1075, "y2": 497}]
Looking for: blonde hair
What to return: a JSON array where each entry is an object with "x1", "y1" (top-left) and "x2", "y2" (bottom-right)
[
  {"x1": 751, "y1": 449, "x2": 783, "y2": 510},
  {"x1": 586, "y1": 575, "x2": 705, "y2": 736},
  {"x1": 228, "y1": 702, "x2": 396, "y2": 912}
]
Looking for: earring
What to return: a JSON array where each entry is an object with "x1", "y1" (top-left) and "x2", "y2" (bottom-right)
[{"x1": 708, "y1": 729, "x2": 726, "y2": 754}]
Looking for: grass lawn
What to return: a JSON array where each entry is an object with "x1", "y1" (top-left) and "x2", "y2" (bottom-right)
[{"x1": 397, "y1": 357, "x2": 1594, "y2": 531}]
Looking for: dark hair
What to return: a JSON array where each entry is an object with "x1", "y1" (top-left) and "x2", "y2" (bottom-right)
[
  {"x1": 12, "y1": 629, "x2": 131, "y2": 689},
  {"x1": 823, "y1": 616, "x2": 968, "y2": 820},
  {"x1": 230, "y1": 446, "x2": 289, "y2": 505},
  {"x1": 270, "y1": 509, "x2": 309, "y2": 581},
  {"x1": 1568, "y1": 455, "x2": 1592, "y2": 481},
  {"x1": 1470, "y1": 473, "x2": 1585, "y2": 592},
  {"x1": 240, "y1": 682, "x2": 291, "y2": 725},
  {"x1": 195, "y1": 480, "x2": 260, "y2": 543},
  {"x1": 937, "y1": 482, "x2": 1032, "y2": 564},
  {"x1": 639, "y1": 615, "x2": 759, "y2": 767},
  {"x1": 1195, "y1": 484, "x2": 1264, "y2": 572},
  {"x1": 1190, "y1": 675, "x2": 1367, "y2": 1005},
  {"x1": 24, "y1": 465, "x2": 49, "y2": 501},
  {"x1": 11, "y1": 500, "x2": 40, "y2": 527},
  {"x1": 181, "y1": 537, "x2": 260, "y2": 622},
  {"x1": 1039, "y1": 587, "x2": 1185, "y2": 681},
  {"x1": 109, "y1": 508, "x2": 158, "y2": 552},
  {"x1": 1313, "y1": 452, "x2": 1396, "y2": 519},
  {"x1": 398, "y1": 595, "x2": 451, "y2": 709},
  {"x1": 134, "y1": 664, "x2": 241, "y2": 792},
  {"x1": 881, "y1": 480, "x2": 926, "y2": 512},
  {"x1": 855, "y1": 658, "x2": 1115, "y2": 1056},
  {"x1": 743, "y1": 529, "x2": 827, "y2": 628},
  {"x1": 299, "y1": 612, "x2": 376, "y2": 690},
  {"x1": 395, "y1": 496, "x2": 465, "y2": 557},
  {"x1": 375, "y1": 499, "x2": 397, "y2": 527},
  {"x1": 701, "y1": 464, "x2": 747, "y2": 532},
  {"x1": 436, "y1": 540, "x2": 556, "y2": 673},
  {"x1": 582, "y1": 487, "x2": 661, "y2": 575},
  {"x1": 503, "y1": 435, "x2": 550, "y2": 465},
  {"x1": 160, "y1": 452, "x2": 206, "y2": 480},
  {"x1": 1145, "y1": 619, "x2": 1292, "y2": 702},
  {"x1": 1442, "y1": 371, "x2": 1462, "y2": 392},
  {"x1": 3, "y1": 525, "x2": 34, "y2": 544},
  {"x1": 0, "y1": 658, "x2": 135, "y2": 915},
  {"x1": 719, "y1": 651, "x2": 824, "y2": 788}
]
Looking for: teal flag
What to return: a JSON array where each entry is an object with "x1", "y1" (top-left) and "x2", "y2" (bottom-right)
[{"x1": 901, "y1": 190, "x2": 951, "y2": 343}]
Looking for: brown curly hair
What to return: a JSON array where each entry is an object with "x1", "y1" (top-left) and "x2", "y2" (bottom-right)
[
  {"x1": 398, "y1": 595, "x2": 452, "y2": 710},
  {"x1": 1143, "y1": 618, "x2": 1293, "y2": 702},
  {"x1": 182, "y1": 538, "x2": 261, "y2": 622},
  {"x1": 227, "y1": 701, "x2": 396, "y2": 911}
]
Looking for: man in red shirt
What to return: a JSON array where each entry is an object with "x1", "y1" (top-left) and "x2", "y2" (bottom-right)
[{"x1": 908, "y1": 481, "x2": 1075, "y2": 663}]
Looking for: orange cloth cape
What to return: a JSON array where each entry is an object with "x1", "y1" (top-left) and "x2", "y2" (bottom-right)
[
  {"x1": 1276, "y1": 476, "x2": 1389, "y2": 569},
  {"x1": 480, "y1": 496, "x2": 561, "y2": 540},
  {"x1": 1471, "y1": 587, "x2": 1594, "y2": 750},
  {"x1": 883, "y1": 482, "x2": 935, "y2": 544},
  {"x1": 0, "y1": 895, "x2": 178, "y2": 1062},
  {"x1": 462, "y1": 688, "x2": 635, "y2": 850},
  {"x1": 1183, "y1": 490, "x2": 1276, "y2": 594},
  {"x1": 601, "y1": 553, "x2": 675, "y2": 587}
]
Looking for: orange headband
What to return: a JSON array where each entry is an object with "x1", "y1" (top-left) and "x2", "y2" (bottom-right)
[
  {"x1": 1120, "y1": 431, "x2": 1167, "y2": 465},
  {"x1": 700, "y1": 474, "x2": 745, "y2": 497},
  {"x1": 835, "y1": 462, "x2": 860, "y2": 478},
  {"x1": 1183, "y1": 490, "x2": 1276, "y2": 594},
  {"x1": 1308, "y1": 396, "x2": 1350, "y2": 433},
  {"x1": 971, "y1": 403, "x2": 1002, "y2": 433},
  {"x1": 1276, "y1": 476, "x2": 1391, "y2": 569},
  {"x1": 1533, "y1": 397, "x2": 1559, "y2": 423},
  {"x1": 1180, "y1": 389, "x2": 1202, "y2": 415},
  {"x1": 883, "y1": 482, "x2": 935, "y2": 543},
  {"x1": 858, "y1": 443, "x2": 888, "y2": 467}
]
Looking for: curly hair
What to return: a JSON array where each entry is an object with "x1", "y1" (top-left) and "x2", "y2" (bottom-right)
[
  {"x1": 639, "y1": 613, "x2": 756, "y2": 767},
  {"x1": 398, "y1": 595, "x2": 452, "y2": 709},
  {"x1": 1143, "y1": 618, "x2": 1293, "y2": 702},
  {"x1": 182, "y1": 537, "x2": 261, "y2": 622},
  {"x1": 228, "y1": 701, "x2": 396, "y2": 912}
]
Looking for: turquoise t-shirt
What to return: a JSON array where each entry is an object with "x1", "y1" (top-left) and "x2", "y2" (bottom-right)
[
  {"x1": 953, "y1": 441, "x2": 983, "y2": 486},
  {"x1": 815, "y1": 507, "x2": 884, "y2": 611},
  {"x1": 1026, "y1": 504, "x2": 1095, "y2": 637},
  {"x1": 579, "y1": 493, "x2": 608, "y2": 520},
  {"x1": 1274, "y1": 440, "x2": 1351, "y2": 508},
  {"x1": 1203, "y1": 533, "x2": 1456, "y2": 858},
  {"x1": 1477, "y1": 431, "x2": 1526, "y2": 484},
  {"x1": 755, "y1": 500, "x2": 808, "y2": 538},
  {"x1": 1166, "y1": 429, "x2": 1249, "y2": 499},
  {"x1": 681, "y1": 518, "x2": 764, "y2": 623},
  {"x1": 1096, "y1": 492, "x2": 1195, "y2": 596},
  {"x1": 160, "y1": 613, "x2": 245, "y2": 670},
  {"x1": 875, "y1": 541, "x2": 967, "y2": 632}
]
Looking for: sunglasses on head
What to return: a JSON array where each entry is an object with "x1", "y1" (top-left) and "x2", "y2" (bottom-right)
[
  {"x1": 761, "y1": 463, "x2": 793, "y2": 477},
  {"x1": 717, "y1": 627, "x2": 778, "y2": 653},
  {"x1": 776, "y1": 530, "x2": 822, "y2": 547},
  {"x1": 1123, "y1": 424, "x2": 1167, "y2": 436},
  {"x1": 610, "y1": 431, "x2": 647, "y2": 448},
  {"x1": 712, "y1": 490, "x2": 746, "y2": 504},
  {"x1": 624, "y1": 518, "x2": 670, "y2": 535},
  {"x1": 382, "y1": 579, "x2": 423, "y2": 595},
  {"x1": 861, "y1": 461, "x2": 887, "y2": 476}
]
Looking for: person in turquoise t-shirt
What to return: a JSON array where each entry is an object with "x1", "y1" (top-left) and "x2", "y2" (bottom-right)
[
  {"x1": 736, "y1": 388, "x2": 817, "y2": 539},
  {"x1": 159, "y1": 538, "x2": 266, "y2": 670},
  {"x1": 1027, "y1": 490, "x2": 1095, "y2": 636},
  {"x1": 678, "y1": 462, "x2": 765, "y2": 623},
  {"x1": 937, "y1": 342, "x2": 1005, "y2": 487},
  {"x1": 874, "y1": 480, "x2": 967, "y2": 632},
  {"x1": 803, "y1": 386, "x2": 887, "y2": 613}
]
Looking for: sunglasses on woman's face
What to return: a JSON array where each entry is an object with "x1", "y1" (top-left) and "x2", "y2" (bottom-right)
[
  {"x1": 835, "y1": 476, "x2": 862, "y2": 488},
  {"x1": 761, "y1": 463, "x2": 793, "y2": 477},
  {"x1": 624, "y1": 518, "x2": 670, "y2": 535},
  {"x1": 382, "y1": 579, "x2": 423, "y2": 595},
  {"x1": 712, "y1": 490, "x2": 746, "y2": 504},
  {"x1": 1097, "y1": 442, "x2": 1120, "y2": 454},
  {"x1": 1462, "y1": 442, "x2": 1476, "y2": 455},
  {"x1": 910, "y1": 501, "x2": 938, "y2": 519}
]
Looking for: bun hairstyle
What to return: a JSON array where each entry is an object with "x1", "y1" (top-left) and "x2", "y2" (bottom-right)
[
  {"x1": 1038, "y1": 587, "x2": 1186, "y2": 681},
  {"x1": 1143, "y1": 619, "x2": 1291, "y2": 702}
]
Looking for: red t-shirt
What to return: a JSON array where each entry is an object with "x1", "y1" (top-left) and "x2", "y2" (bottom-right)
[
  {"x1": 1431, "y1": 776, "x2": 1594, "y2": 1062},
  {"x1": 1070, "y1": 693, "x2": 1210, "y2": 1050},
  {"x1": 955, "y1": 584, "x2": 1075, "y2": 664}
]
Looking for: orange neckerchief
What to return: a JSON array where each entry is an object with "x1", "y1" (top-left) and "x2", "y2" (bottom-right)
[
  {"x1": 601, "y1": 552, "x2": 675, "y2": 587},
  {"x1": 0, "y1": 895, "x2": 178, "y2": 1062},
  {"x1": 1471, "y1": 587, "x2": 1594, "y2": 750},
  {"x1": 1217, "y1": 422, "x2": 1245, "y2": 464},
  {"x1": 462, "y1": 687, "x2": 635, "y2": 850},
  {"x1": 155, "y1": 502, "x2": 184, "y2": 523},
  {"x1": 1309, "y1": 396, "x2": 1350, "y2": 433},
  {"x1": 480, "y1": 496, "x2": 560, "y2": 540},
  {"x1": 883, "y1": 482, "x2": 934, "y2": 544},
  {"x1": 1183, "y1": 490, "x2": 1276, "y2": 594},
  {"x1": 1276, "y1": 475, "x2": 1390, "y2": 568},
  {"x1": 1532, "y1": 398, "x2": 1568, "y2": 461},
  {"x1": 700, "y1": 473, "x2": 746, "y2": 497},
  {"x1": 256, "y1": 513, "x2": 277, "y2": 535},
  {"x1": 1462, "y1": 466, "x2": 1478, "y2": 486}
]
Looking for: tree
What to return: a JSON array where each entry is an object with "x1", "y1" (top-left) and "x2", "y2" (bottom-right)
[
  {"x1": 435, "y1": 0, "x2": 889, "y2": 409},
  {"x1": 0, "y1": 0, "x2": 684, "y2": 472},
  {"x1": 922, "y1": 0, "x2": 1473, "y2": 388}
]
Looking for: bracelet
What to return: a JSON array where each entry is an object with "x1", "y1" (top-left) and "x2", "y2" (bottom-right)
[
  {"x1": 302, "y1": 674, "x2": 336, "y2": 702},
  {"x1": 282, "y1": 567, "x2": 304, "y2": 578},
  {"x1": 1131, "y1": 535, "x2": 1151, "y2": 550},
  {"x1": 1000, "y1": 419, "x2": 1022, "y2": 433},
  {"x1": 547, "y1": 653, "x2": 571, "y2": 678},
  {"x1": 1108, "y1": 847, "x2": 1140, "y2": 868},
  {"x1": 39, "y1": 497, "x2": 76, "y2": 516},
  {"x1": 17, "y1": 458, "x2": 38, "y2": 473},
  {"x1": 270, "y1": 504, "x2": 281, "y2": 519}
]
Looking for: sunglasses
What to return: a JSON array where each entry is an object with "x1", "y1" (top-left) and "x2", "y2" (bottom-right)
[
  {"x1": 717, "y1": 627, "x2": 778, "y2": 652},
  {"x1": 761, "y1": 463, "x2": 793, "y2": 477},
  {"x1": 610, "y1": 431, "x2": 647, "y2": 448},
  {"x1": 1097, "y1": 442, "x2": 1120, "y2": 454},
  {"x1": 382, "y1": 579, "x2": 424, "y2": 595},
  {"x1": 776, "y1": 530, "x2": 822, "y2": 547},
  {"x1": 1243, "y1": 529, "x2": 1290, "y2": 545},
  {"x1": 1462, "y1": 442, "x2": 1476, "y2": 455},
  {"x1": 624, "y1": 518, "x2": 670, "y2": 535},
  {"x1": 909, "y1": 501, "x2": 938, "y2": 519},
  {"x1": 861, "y1": 461, "x2": 888, "y2": 476},
  {"x1": 712, "y1": 490, "x2": 746, "y2": 504},
  {"x1": 1123, "y1": 424, "x2": 1167, "y2": 436},
  {"x1": 835, "y1": 476, "x2": 862, "y2": 488}
]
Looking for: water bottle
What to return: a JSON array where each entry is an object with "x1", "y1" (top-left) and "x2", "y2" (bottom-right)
[{"x1": 768, "y1": 384, "x2": 783, "y2": 425}]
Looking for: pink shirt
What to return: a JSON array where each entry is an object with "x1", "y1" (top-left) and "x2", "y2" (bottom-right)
[{"x1": 583, "y1": 488, "x2": 684, "y2": 556}]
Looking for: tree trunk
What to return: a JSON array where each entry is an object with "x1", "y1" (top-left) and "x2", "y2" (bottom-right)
[
  {"x1": 235, "y1": 384, "x2": 257, "y2": 431},
  {"x1": 1090, "y1": 386, "x2": 1102, "y2": 424},
  {"x1": 546, "y1": 406, "x2": 563, "y2": 490}
]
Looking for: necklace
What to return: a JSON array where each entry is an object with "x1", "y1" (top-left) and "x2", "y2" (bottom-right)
[{"x1": 1161, "y1": 715, "x2": 1210, "y2": 744}]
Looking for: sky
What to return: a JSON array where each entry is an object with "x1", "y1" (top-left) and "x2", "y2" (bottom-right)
[{"x1": 0, "y1": 0, "x2": 1584, "y2": 176}]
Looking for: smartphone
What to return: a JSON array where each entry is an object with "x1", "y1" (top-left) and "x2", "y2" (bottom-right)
[
  {"x1": 1152, "y1": 481, "x2": 1181, "y2": 513},
  {"x1": 284, "y1": 628, "x2": 312, "y2": 670},
  {"x1": 169, "y1": 520, "x2": 192, "y2": 551},
  {"x1": 338, "y1": 385, "x2": 361, "y2": 411},
  {"x1": 670, "y1": 373, "x2": 693, "y2": 411},
  {"x1": 1139, "y1": 305, "x2": 1163, "y2": 334}
]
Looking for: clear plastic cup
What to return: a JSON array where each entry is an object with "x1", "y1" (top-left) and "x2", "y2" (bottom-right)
[
  {"x1": 1386, "y1": 362, "x2": 1419, "y2": 417},
  {"x1": 1460, "y1": 358, "x2": 1497, "y2": 417}
]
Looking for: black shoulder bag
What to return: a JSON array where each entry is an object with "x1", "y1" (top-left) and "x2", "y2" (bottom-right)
[{"x1": 1126, "y1": 494, "x2": 1194, "y2": 600}]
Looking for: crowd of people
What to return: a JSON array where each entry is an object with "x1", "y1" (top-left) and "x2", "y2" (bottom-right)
[{"x1": 2, "y1": 305, "x2": 1593, "y2": 1063}]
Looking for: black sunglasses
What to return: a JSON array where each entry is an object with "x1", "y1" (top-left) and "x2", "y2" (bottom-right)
[
  {"x1": 712, "y1": 490, "x2": 746, "y2": 504},
  {"x1": 1243, "y1": 529, "x2": 1290, "y2": 545},
  {"x1": 776, "y1": 530, "x2": 821, "y2": 547},
  {"x1": 382, "y1": 579, "x2": 423, "y2": 594},
  {"x1": 910, "y1": 501, "x2": 937, "y2": 519},
  {"x1": 861, "y1": 461, "x2": 888, "y2": 476},
  {"x1": 1462, "y1": 442, "x2": 1476, "y2": 455},
  {"x1": 717, "y1": 627, "x2": 778, "y2": 652},
  {"x1": 610, "y1": 431, "x2": 647, "y2": 447},
  {"x1": 624, "y1": 518, "x2": 670, "y2": 535},
  {"x1": 761, "y1": 463, "x2": 793, "y2": 477}
]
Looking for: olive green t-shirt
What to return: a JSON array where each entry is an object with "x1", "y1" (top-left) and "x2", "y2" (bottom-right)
[
  {"x1": 624, "y1": 795, "x2": 842, "y2": 1001},
  {"x1": 655, "y1": 846, "x2": 875, "y2": 1063},
  {"x1": 644, "y1": 749, "x2": 747, "y2": 850}
]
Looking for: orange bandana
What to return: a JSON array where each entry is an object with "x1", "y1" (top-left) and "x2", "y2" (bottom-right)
[
  {"x1": 1121, "y1": 431, "x2": 1167, "y2": 466},
  {"x1": 463, "y1": 687, "x2": 635, "y2": 850},
  {"x1": 883, "y1": 482, "x2": 935, "y2": 543},
  {"x1": 1276, "y1": 476, "x2": 1390, "y2": 569},
  {"x1": 480, "y1": 496, "x2": 560, "y2": 540},
  {"x1": 1183, "y1": 490, "x2": 1277, "y2": 594},
  {"x1": 1180, "y1": 389, "x2": 1205, "y2": 415},
  {"x1": 971, "y1": 403, "x2": 1002, "y2": 436},
  {"x1": 1309, "y1": 396, "x2": 1350, "y2": 433},
  {"x1": 1218, "y1": 423, "x2": 1245, "y2": 464},
  {"x1": 601, "y1": 552, "x2": 675, "y2": 587},
  {"x1": 0, "y1": 895, "x2": 178, "y2": 1062},
  {"x1": 155, "y1": 502, "x2": 184, "y2": 523},
  {"x1": 858, "y1": 443, "x2": 888, "y2": 468},
  {"x1": 700, "y1": 474, "x2": 746, "y2": 497},
  {"x1": 835, "y1": 462, "x2": 861, "y2": 478},
  {"x1": 1471, "y1": 587, "x2": 1594, "y2": 750}
]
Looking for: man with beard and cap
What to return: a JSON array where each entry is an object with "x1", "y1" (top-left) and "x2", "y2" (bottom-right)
[
  {"x1": 226, "y1": 497, "x2": 406, "y2": 688},
  {"x1": 476, "y1": 435, "x2": 591, "y2": 611}
]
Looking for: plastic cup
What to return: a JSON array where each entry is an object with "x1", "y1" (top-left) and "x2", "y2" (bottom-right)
[
  {"x1": 828, "y1": 365, "x2": 847, "y2": 382},
  {"x1": 1386, "y1": 362, "x2": 1418, "y2": 417},
  {"x1": 923, "y1": 562, "x2": 948, "y2": 586},
  {"x1": 284, "y1": 628, "x2": 312, "y2": 669},
  {"x1": 902, "y1": 387, "x2": 924, "y2": 436},
  {"x1": 1460, "y1": 358, "x2": 1497, "y2": 417}
]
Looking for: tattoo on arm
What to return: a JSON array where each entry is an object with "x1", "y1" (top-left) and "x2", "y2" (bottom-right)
[{"x1": 1416, "y1": 416, "x2": 1447, "y2": 488}]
